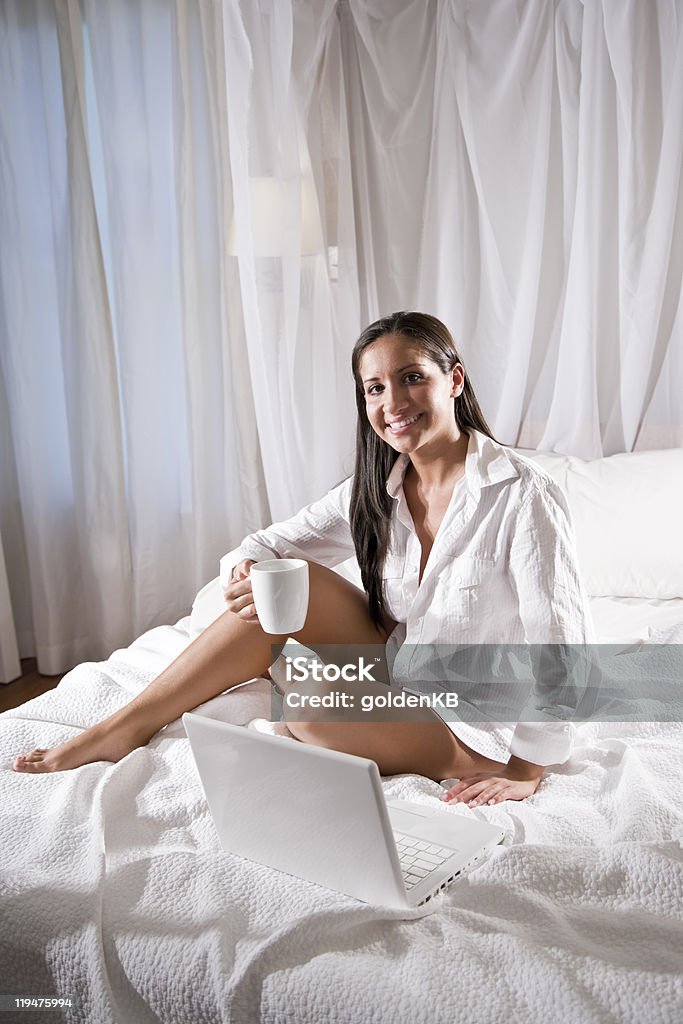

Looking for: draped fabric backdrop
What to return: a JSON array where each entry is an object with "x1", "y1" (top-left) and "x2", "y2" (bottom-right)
[{"x1": 1, "y1": 0, "x2": 682, "y2": 676}]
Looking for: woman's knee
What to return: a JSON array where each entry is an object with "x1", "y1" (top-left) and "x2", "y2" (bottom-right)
[
  {"x1": 303, "y1": 560, "x2": 366, "y2": 608},
  {"x1": 290, "y1": 560, "x2": 390, "y2": 645}
]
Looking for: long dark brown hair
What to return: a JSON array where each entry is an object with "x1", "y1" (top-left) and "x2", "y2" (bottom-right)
[{"x1": 349, "y1": 311, "x2": 496, "y2": 628}]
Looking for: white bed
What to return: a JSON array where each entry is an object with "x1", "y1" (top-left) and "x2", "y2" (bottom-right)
[{"x1": 1, "y1": 449, "x2": 683, "y2": 1024}]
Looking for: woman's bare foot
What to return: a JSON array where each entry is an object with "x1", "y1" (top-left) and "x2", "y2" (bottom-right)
[{"x1": 12, "y1": 716, "x2": 155, "y2": 774}]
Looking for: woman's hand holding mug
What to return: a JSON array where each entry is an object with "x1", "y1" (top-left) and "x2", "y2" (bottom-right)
[
  {"x1": 223, "y1": 559, "x2": 258, "y2": 620},
  {"x1": 223, "y1": 558, "x2": 310, "y2": 634}
]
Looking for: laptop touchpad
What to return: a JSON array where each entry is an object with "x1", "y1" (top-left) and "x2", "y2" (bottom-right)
[
  {"x1": 389, "y1": 803, "x2": 466, "y2": 847},
  {"x1": 389, "y1": 806, "x2": 432, "y2": 835}
]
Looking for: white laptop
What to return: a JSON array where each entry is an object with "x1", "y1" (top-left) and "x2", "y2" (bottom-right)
[{"x1": 183, "y1": 712, "x2": 506, "y2": 911}]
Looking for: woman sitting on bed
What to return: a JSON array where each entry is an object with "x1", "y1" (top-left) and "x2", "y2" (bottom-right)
[{"x1": 13, "y1": 311, "x2": 593, "y2": 805}]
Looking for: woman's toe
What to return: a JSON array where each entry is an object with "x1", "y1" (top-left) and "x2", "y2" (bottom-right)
[{"x1": 13, "y1": 750, "x2": 49, "y2": 772}]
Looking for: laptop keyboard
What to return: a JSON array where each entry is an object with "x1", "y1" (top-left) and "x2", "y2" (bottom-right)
[{"x1": 393, "y1": 832, "x2": 458, "y2": 889}]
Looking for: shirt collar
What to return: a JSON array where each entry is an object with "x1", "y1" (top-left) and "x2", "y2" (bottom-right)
[
  {"x1": 386, "y1": 454, "x2": 411, "y2": 498},
  {"x1": 464, "y1": 430, "x2": 519, "y2": 498},
  {"x1": 385, "y1": 431, "x2": 518, "y2": 500}
]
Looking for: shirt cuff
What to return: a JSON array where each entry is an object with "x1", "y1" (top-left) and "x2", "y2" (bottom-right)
[
  {"x1": 218, "y1": 542, "x2": 279, "y2": 588},
  {"x1": 509, "y1": 721, "x2": 575, "y2": 766}
]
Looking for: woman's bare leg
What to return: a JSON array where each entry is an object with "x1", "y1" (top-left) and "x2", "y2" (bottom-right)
[
  {"x1": 13, "y1": 561, "x2": 506, "y2": 780},
  {"x1": 12, "y1": 563, "x2": 389, "y2": 773}
]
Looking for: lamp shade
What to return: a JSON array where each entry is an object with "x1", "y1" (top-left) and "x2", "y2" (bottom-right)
[{"x1": 228, "y1": 176, "x2": 321, "y2": 257}]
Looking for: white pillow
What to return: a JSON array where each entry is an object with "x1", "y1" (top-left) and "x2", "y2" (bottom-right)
[
  {"x1": 522, "y1": 448, "x2": 683, "y2": 599},
  {"x1": 189, "y1": 576, "x2": 226, "y2": 638},
  {"x1": 565, "y1": 449, "x2": 683, "y2": 599}
]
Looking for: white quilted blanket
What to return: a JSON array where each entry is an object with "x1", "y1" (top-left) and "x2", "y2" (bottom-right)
[{"x1": 1, "y1": 618, "x2": 683, "y2": 1024}]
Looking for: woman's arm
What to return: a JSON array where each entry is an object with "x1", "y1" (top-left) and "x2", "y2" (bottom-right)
[
  {"x1": 444, "y1": 475, "x2": 595, "y2": 804},
  {"x1": 506, "y1": 477, "x2": 595, "y2": 766},
  {"x1": 221, "y1": 477, "x2": 357, "y2": 582}
]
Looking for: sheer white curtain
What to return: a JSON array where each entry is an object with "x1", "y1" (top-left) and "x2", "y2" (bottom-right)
[
  {"x1": 338, "y1": 0, "x2": 683, "y2": 454},
  {"x1": 1, "y1": 0, "x2": 681, "y2": 676},
  {"x1": 0, "y1": 0, "x2": 135, "y2": 677},
  {"x1": 0, "y1": 0, "x2": 358, "y2": 675}
]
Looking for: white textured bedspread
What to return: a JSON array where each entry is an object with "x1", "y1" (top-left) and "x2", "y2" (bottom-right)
[{"x1": 1, "y1": 619, "x2": 683, "y2": 1024}]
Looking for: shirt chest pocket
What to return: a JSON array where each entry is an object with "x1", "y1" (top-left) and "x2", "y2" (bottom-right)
[
  {"x1": 382, "y1": 552, "x2": 405, "y2": 580},
  {"x1": 452, "y1": 556, "x2": 494, "y2": 588}
]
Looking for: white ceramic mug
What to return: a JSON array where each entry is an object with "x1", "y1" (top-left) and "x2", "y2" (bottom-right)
[{"x1": 250, "y1": 558, "x2": 309, "y2": 634}]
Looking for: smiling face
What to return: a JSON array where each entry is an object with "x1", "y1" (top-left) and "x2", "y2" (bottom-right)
[{"x1": 358, "y1": 334, "x2": 465, "y2": 458}]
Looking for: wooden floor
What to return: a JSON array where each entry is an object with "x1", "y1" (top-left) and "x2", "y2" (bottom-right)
[{"x1": 0, "y1": 659, "x2": 63, "y2": 713}]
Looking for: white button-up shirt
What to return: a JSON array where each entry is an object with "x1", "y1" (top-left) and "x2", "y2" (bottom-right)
[{"x1": 225, "y1": 431, "x2": 595, "y2": 766}]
